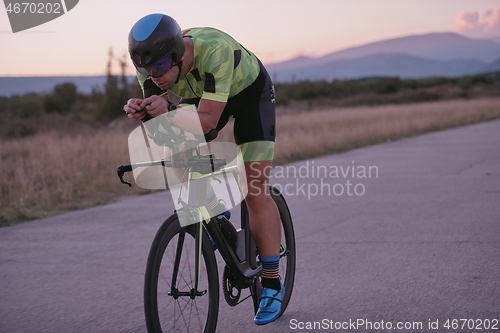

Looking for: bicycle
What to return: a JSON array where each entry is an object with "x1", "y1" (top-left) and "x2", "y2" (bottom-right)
[{"x1": 117, "y1": 113, "x2": 296, "y2": 332}]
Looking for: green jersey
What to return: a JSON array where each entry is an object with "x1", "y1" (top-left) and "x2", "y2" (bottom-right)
[{"x1": 138, "y1": 27, "x2": 261, "y2": 103}]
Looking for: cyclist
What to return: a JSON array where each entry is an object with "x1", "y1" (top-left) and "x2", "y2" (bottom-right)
[{"x1": 123, "y1": 14, "x2": 284, "y2": 325}]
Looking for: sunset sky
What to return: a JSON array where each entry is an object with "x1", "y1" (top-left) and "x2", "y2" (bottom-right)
[{"x1": 1, "y1": 0, "x2": 499, "y2": 76}]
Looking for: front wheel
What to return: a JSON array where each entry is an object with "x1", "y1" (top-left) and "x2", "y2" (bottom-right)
[{"x1": 144, "y1": 215, "x2": 219, "y2": 333}]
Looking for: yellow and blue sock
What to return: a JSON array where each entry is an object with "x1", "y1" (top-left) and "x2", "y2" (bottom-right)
[{"x1": 207, "y1": 189, "x2": 230, "y2": 220}]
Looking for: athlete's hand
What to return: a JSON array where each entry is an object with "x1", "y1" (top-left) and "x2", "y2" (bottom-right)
[
  {"x1": 124, "y1": 98, "x2": 147, "y2": 121},
  {"x1": 142, "y1": 95, "x2": 169, "y2": 117}
]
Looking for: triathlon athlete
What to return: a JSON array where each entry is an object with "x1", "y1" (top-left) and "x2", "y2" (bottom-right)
[{"x1": 123, "y1": 14, "x2": 283, "y2": 325}]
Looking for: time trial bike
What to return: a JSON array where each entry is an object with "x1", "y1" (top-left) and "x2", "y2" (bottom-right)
[{"x1": 117, "y1": 114, "x2": 295, "y2": 332}]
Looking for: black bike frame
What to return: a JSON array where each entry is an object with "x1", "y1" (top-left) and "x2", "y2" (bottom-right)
[{"x1": 118, "y1": 146, "x2": 262, "y2": 297}]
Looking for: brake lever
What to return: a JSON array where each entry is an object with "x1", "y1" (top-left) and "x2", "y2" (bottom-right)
[{"x1": 117, "y1": 165, "x2": 133, "y2": 187}]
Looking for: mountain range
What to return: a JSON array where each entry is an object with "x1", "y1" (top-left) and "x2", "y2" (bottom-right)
[
  {"x1": 1, "y1": 32, "x2": 500, "y2": 96},
  {"x1": 266, "y1": 32, "x2": 500, "y2": 82},
  {"x1": 0, "y1": 76, "x2": 110, "y2": 97}
]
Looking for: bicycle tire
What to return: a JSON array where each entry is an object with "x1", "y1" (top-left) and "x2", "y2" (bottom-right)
[
  {"x1": 144, "y1": 214, "x2": 219, "y2": 333},
  {"x1": 249, "y1": 186, "x2": 296, "y2": 316}
]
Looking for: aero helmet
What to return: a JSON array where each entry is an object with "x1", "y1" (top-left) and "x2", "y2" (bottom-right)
[{"x1": 128, "y1": 14, "x2": 185, "y2": 78}]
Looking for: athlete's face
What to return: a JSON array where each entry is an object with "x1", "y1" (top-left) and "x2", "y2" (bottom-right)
[{"x1": 151, "y1": 64, "x2": 180, "y2": 91}]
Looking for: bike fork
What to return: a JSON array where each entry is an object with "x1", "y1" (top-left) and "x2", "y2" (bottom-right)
[
  {"x1": 168, "y1": 222, "x2": 207, "y2": 299},
  {"x1": 194, "y1": 221, "x2": 203, "y2": 294}
]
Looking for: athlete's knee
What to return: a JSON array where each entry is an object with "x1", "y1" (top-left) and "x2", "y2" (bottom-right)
[
  {"x1": 247, "y1": 177, "x2": 268, "y2": 198},
  {"x1": 246, "y1": 165, "x2": 271, "y2": 198}
]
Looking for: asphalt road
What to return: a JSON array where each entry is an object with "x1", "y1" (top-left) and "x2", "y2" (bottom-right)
[{"x1": 1, "y1": 120, "x2": 499, "y2": 333}]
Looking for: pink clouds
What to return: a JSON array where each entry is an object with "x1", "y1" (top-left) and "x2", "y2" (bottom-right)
[{"x1": 455, "y1": 6, "x2": 500, "y2": 39}]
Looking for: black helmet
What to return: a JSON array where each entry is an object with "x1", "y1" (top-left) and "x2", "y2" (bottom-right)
[{"x1": 128, "y1": 14, "x2": 185, "y2": 77}]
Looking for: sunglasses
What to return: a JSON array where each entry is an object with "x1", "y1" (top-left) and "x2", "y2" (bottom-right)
[{"x1": 137, "y1": 55, "x2": 174, "y2": 78}]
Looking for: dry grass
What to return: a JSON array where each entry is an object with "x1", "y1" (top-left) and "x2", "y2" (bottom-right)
[
  {"x1": 274, "y1": 98, "x2": 500, "y2": 164},
  {"x1": 0, "y1": 126, "x2": 149, "y2": 226},
  {"x1": 1, "y1": 97, "x2": 500, "y2": 226}
]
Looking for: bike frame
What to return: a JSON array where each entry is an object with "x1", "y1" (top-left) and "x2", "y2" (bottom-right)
[{"x1": 118, "y1": 144, "x2": 262, "y2": 299}]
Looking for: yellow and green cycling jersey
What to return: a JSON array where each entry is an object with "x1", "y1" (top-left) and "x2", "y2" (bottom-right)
[
  {"x1": 136, "y1": 27, "x2": 276, "y2": 162},
  {"x1": 138, "y1": 27, "x2": 261, "y2": 103}
]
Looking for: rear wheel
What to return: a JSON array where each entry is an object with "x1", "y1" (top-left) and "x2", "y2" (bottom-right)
[{"x1": 144, "y1": 215, "x2": 219, "y2": 333}]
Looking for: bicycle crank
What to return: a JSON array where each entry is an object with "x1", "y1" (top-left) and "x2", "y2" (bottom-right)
[{"x1": 222, "y1": 265, "x2": 242, "y2": 306}]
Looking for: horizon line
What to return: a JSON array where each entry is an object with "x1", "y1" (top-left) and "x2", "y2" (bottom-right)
[{"x1": 1, "y1": 30, "x2": 499, "y2": 76}]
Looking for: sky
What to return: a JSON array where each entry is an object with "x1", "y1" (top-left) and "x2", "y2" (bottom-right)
[{"x1": 1, "y1": 0, "x2": 500, "y2": 76}]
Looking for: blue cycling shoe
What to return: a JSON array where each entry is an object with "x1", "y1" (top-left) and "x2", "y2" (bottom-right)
[{"x1": 253, "y1": 283, "x2": 284, "y2": 325}]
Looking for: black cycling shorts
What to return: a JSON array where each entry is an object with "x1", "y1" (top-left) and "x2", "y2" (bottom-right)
[{"x1": 179, "y1": 61, "x2": 276, "y2": 162}]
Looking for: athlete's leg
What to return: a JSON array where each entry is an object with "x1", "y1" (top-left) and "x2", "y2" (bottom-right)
[
  {"x1": 244, "y1": 160, "x2": 281, "y2": 257},
  {"x1": 213, "y1": 60, "x2": 284, "y2": 323},
  {"x1": 244, "y1": 160, "x2": 285, "y2": 326}
]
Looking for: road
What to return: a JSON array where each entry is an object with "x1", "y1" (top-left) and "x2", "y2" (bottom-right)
[{"x1": 1, "y1": 119, "x2": 499, "y2": 333}]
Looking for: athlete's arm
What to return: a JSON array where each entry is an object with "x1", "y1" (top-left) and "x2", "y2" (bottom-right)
[
  {"x1": 196, "y1": 99, "x2": 226, "y2": 134},
  {"x1": 157, "y1": 97, "x2": 225, "y2": 136},
  {"x1": 128, "y1": 94, "x2": 225, "y2": 136}
]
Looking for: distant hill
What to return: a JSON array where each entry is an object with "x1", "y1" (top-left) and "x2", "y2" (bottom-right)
[
  {"x1": 484, "y1": 56, "x2": 500, "y2": 72},
  {"x1": 0, "y1": 76, "x2": 137, "y2": 97},
  {"x1": 317, "y1": 32, "x2": 500, "y2": 63},
  {"x1": 267, "y1": 32, "x2": 500, "y2": 82},
  {"x1": 271, "y1": 53, "x2": 489, "y2": 82},
  {"x1": 490, "y1": 36, "x2": 500, "y2": 44},
  {"x1": 2, "y1": 32, "x2": 500, "y2": 95}
]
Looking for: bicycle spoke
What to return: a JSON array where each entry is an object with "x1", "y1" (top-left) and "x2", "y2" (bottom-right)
[{"x1": 146, "y1": 218, "x2": 218, "y2": 333}]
